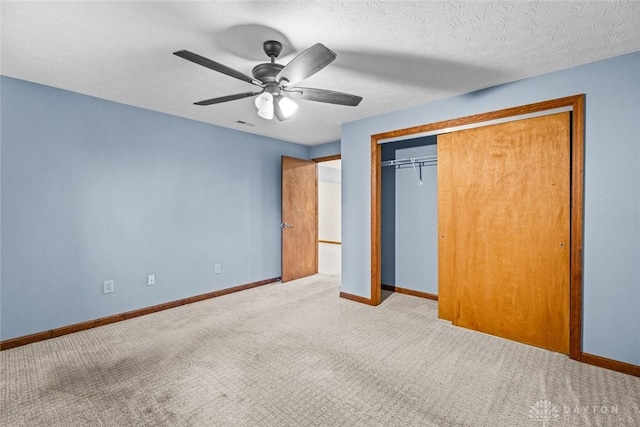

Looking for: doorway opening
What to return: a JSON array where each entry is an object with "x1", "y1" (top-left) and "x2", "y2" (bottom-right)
[
  {"x1": 314, "y1": 155, "x2": 342, "y2": 277},
  {"x1": 380, "y1": 136, "x2": 438, "y2": 302}
]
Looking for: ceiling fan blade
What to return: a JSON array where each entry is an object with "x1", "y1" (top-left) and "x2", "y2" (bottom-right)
[
  {"x1": 174, "y1": 50, "x2": 262, "y2": 86},
  {"x1": 288, "y1": 87, "x2": 362, "y2": 106},
  {"x1": 194, "y1": 91, "x2": 263, "y2": 106},
  {"x1": 276, "y1": 43, "x2": 337, "y2": 86}
]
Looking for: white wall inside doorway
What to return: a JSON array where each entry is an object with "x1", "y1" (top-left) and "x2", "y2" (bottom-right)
[{"x1": 318, "y1": 160, "x2": 341, "y2": 243}]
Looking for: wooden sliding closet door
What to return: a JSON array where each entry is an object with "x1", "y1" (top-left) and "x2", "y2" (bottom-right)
[{"x1": 438, "y1": 112, "x2": 570, "y2": 354}]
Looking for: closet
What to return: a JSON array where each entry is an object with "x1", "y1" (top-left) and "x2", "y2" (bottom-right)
[
  {"x1": 377, "y1": 107, "x2": 574, "y2": 355},
  {"x1": 380, "y1": 138, "x2": 438, "y2": 298}
]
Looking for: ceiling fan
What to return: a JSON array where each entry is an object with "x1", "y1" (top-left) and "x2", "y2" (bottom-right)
[{"x1": 174, "y1": 40, "x2": 363, "y2": 121}]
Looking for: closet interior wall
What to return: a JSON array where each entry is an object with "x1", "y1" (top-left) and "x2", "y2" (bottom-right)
[{"x1": 381, "y1": 136, "x2": 438, "y2": 296}]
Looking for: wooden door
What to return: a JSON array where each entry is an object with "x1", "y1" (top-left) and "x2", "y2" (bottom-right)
[
  {"x1": 281, "y1": 156, "x2": 318, "y2": 282},
  {"x1": 438, "y1": 113, "x2": 570, "y2": 354}
]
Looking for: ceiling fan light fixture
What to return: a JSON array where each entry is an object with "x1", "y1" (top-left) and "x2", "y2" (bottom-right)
[
  {"x1": 255, "y1": 92, "x2": 274, "y2": 120},
  {"x1": 277, "y1": 96, "x2": 298, "y2": 118},
  {"x1": 175, "y1": 40, "x2": 362, "y2": 120}
]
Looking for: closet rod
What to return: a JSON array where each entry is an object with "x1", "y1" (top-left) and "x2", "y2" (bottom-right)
[
  {"x1": 381, "y1": 156, "x2": 437, "y2": 185},
  {"x1": 380, "y1": 155, "x2": 437, "y2": 168}
]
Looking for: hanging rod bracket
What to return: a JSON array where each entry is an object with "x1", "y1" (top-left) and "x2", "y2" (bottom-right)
[{"x1": 410, "y1": 158, "x2": 423, "y2": 185}]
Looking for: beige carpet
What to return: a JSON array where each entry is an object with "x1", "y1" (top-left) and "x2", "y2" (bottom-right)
[{"x1": 1, "y1": 273, "x2": 638, "y2": 426}]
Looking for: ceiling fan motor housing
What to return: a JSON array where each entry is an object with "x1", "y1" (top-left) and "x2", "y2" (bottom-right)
[
  {"x1": 251, "y1": 40, "x2": 284, "y2": 90},
  {"x1": 253, "y1": 40, "x2": 286, "y2": 87},
  {"x1": 252, "y1": 62, "x2": 284, "y2": 84}
]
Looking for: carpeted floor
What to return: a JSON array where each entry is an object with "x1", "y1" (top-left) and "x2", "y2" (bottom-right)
[
  {"x1": 318, "y1": 242, "x2": 341, "y2": 276},
  {"x1": 1, "y1": 271, "x2": 639, "y2": 426}
]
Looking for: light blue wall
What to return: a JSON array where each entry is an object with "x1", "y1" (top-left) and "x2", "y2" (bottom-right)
[
  {"x1": 342, "y1": 51, "x2": 640, "y2": 365},
  {"x1": 310, "y1": 141, "x2": 340, "y2": 159},
  {"x1": 0, "y1": 76, "x2": 309, "y2": 341}
]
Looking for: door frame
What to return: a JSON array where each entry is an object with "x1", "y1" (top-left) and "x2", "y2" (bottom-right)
[
  {"x1": 369, "y1": 95, "x2": 585, "y2": 361},
  {"x1": 313, "y1": 155, "x2": 341, "y2": 162}
]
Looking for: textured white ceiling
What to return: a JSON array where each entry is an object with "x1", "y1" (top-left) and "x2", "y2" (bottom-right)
[{"x1": 2, "y1": 1, "x2": 640, "y2": 146}]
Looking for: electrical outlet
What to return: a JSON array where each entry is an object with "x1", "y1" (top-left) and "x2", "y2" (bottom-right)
[
  {"x1": 147, "y1": 274, "x2": 155, "y2": 286},
  {"x1": 103, "y1": 280, "x2": 114, "y2": 294},
  {"x1": 214, "y1": 264, "x2": 221, "y2": 274}
]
